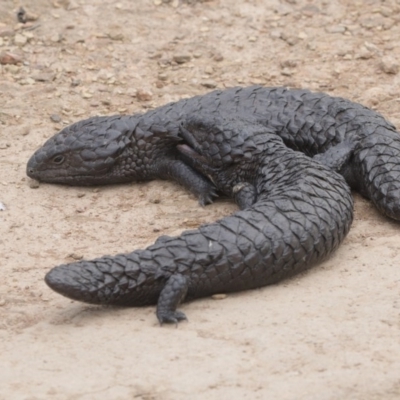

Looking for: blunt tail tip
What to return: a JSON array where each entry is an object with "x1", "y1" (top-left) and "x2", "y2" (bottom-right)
[{"x1": 44, "y1": 265, "x2": 92, "y2": 303}]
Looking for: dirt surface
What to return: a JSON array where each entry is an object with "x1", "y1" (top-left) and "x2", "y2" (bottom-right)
[{"x1": 1, "y1": 0, "x2": 400, "y2": 399}]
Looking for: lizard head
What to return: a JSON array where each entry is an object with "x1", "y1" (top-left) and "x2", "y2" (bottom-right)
[{"x1": 27, "y1": 116, "x2": 135, "y2": 185}]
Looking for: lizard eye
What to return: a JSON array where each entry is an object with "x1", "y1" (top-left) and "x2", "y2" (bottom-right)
[{"x1": 52, "y1": 155, "x2": 65, "y2": 164}]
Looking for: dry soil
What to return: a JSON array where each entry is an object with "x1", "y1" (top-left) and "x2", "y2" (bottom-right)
[{"x1": 1, "y1": 0, "x2": 400, "y2": 399}]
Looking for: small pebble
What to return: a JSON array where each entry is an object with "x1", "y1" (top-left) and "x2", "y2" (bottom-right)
[
  {"x1": 356, "y1": 47, "x2": 373, "y2": 60},
  {"x1": 0, "y1": 27, "x2": 14, "y2": 37},
  {"x1": 213, "y1": 53, "x2": 224, "y2": 62},
  {"x1": 24, "y1": 77, "x2": 36, "y2": 85},
  {"x1": 325, "y1": 25, "x2": 346, "y2": 34},
  {"x1": 364, "y1": 86, "x2": 390, "y2": 107},
  {"x1": 173, "y1": 54, "x2": 191, "y2": 64},
  {"x1": 19, "y1": 126, "x2": 30, "y2": 136},
  {"x1": 17, "y1": 7, "x2": 39, "y2": 23},
  {"x1": 380, "y1": 56, "x2": 399, "y2": 74},
  {"x1": 50, "y1": 114, "x2": 61, "y2": 123},
  {"x1": 50, "y1": 34, "x2": 62, "y2": 43},
  {"x1": 212, "y1": 294, "x2": 227, "y2": 300},
  {"x1": 186, "y1": 220, "x2": 201, "y2": 228},
  {"x1": 32, "y1": 73, "x2": 55, "y2": 82},
  {"x1": 201, "y1": 80, "x2": 217, "y2": 89},
  {"x1": 301, "y1": 4, "x2": 320, "y2": 17},
  {"x1": 307, "y1": 42, "x2": 317, "y2": 51},
  {"x1": 281, "y1": 68, "x2": 292, "y2": 76},
  {"x1": 281, "y1": 59, "x2": 297, "y2": 68},
  {"x1": 280, "y1": 33, "x2": 299, "y2": 46},
  {"x1": 0, "y1": 298, "x2": 6, "y2": 306},
  {"x1": 298, "y1": 32, "x2": 308, "y2": 40},
  {"x1": 14, "y1": 33, "x2": 27, "y2": 46},
  {"x1": 149, "y1": 197, "x2": 161, "y2": 204},
  {"x1": 364, "y1": 41, "x2": 379, "y2": 52},
  {"x1": 0, "y1": 202, "x2": 6, "y2": 211},
  {"x1": 360, "y1": 16, "x2": 386, "y2": 30},
  {"x1": 108, "y1": 32, "x2": 124, "y2": 41},
  {"x1": 137, "y1": 89, "x2": 153, "y2": 101},
  {"x1": 270, "y1": 30, "x2": 282, "y2": 39},
  {"x1": 69, "y1": 253, "x2": 83, "y2": 260},
  {"x1": 158, "y1": 73, "x2": 168, "y2": 81},
  {"x1": 28, "y1": 180, "x2": 40, "y2": 189},
  {"x1": 5, "y1": 65, "x2": 20, "y2": 74},
  {"x1": 0, "y1": 52, "x2": 23, "y2": 65},
  {"x1": 23, "y1": 31, "x2": 34, "y2": 40}
]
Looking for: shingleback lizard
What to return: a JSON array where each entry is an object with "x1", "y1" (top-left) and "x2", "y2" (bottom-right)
[{"x1": 26, "y1": 86, "x2": 400, "y2": 323}]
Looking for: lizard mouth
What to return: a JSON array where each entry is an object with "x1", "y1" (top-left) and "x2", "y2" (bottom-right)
[
  {"x1": 26, "y1": 151, "x2": 120, "y2": 185},
  {"x1": 26, "y1": 163, "x2": 125, "y2": 186},
  {"x1": 26, "y1": 162, "x2": 111, "y2": 185}
]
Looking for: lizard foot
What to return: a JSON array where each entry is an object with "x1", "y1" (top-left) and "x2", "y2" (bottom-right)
[
  {"x1": 157, "y1": 310, "x2": 187, "y2": 326},
  {"x1": 198, "y1": 185, "x2": 218, "y2": 206}
]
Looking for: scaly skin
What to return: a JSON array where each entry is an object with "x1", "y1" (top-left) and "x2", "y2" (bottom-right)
[
  {"x1": 27, "y1": 86, "x2": 400, "y2": 220},
  {"x1": 44, "y1": 118, "x2": 354, "y2": 324}
]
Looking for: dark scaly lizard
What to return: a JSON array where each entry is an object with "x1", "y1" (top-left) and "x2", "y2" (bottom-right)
[
  {"x1": 43, "y1": 118, "x2": 354, "y2": 324},
  {"x1": 26, "y1": 86, "x2": 400, "y2": 323},
  {"x1": 27, "y1": 86, "x2": 400, "y2": 221}
]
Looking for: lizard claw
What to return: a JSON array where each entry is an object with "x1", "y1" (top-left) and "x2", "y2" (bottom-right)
[
  {"x1": 198, "y1": 187, "x2": 218, "y2": 206},
  {"x1": 157, "y1": 310, "x2": 188, "y2": 326}
]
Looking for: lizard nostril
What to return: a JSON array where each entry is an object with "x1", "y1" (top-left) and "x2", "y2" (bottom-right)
[{"x1": 27, "y1": 167, "x2": 36, "y2": 177}]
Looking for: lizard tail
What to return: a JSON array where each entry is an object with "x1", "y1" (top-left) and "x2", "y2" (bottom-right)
[{"x1": 354, "y1": 127, "x2": 400, "y2": 221}]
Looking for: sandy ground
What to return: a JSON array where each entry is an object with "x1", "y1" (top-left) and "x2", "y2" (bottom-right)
[{"x1": 1, "y1": 0, "x2": 400, "y2": 399}]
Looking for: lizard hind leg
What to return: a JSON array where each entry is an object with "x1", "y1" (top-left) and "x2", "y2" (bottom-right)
[
  {"x1": 312, "y1": 141, "x2": 357, "y2": 173},
  {"x1": 232, "y1": 182, "x2": 257, "y2": 210},
  {"x1": 156, "y1": 274, "x2": 189, "y2": 326}
]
